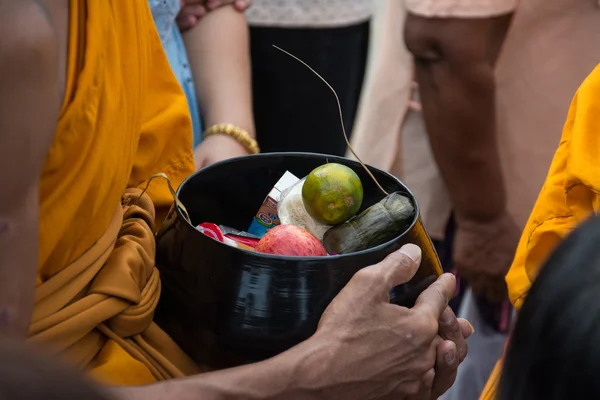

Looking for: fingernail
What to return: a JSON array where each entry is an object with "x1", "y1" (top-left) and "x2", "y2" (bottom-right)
[
  {"x1": 466, "y1": 321, "x2": 475, "y2": 335},
  {"x1": 444, "y1": 349, "x2": 456, "y2": 366},
  {"x1": 398, "y1": 244, "x2": 421, "y2": 263}
]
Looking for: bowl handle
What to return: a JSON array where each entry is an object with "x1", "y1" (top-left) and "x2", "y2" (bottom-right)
[{"x1": 139, "y1": 173, "x2": 191, "y2": 223}]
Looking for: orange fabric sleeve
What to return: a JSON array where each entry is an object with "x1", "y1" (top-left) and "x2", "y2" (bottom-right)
[
  {"x1": 507, "y1": 65, "x2": 600, "y2": 311},
  {"x1": 87, "y1": 3, "x2": 195, "y2": 385},
  {"x1": 128, "y1": 1, "x2": 195, "y2": 212},
  {"x1": 38, "y1": 0, "x2": 197, "y2": 386},
  {"x1": 480, "y1": 63, "x2": 600, "y2": 399}
]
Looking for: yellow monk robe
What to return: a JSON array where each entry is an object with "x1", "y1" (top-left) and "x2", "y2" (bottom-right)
[
  {"x1": 29, "y1": 0, "x2": 200, "y2": 386},
  {"x1": 480, "y1": 63, "x2": 600, "y2": 399}
]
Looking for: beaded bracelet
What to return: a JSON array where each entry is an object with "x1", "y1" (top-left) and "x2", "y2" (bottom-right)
[{"x1": 203, "y1": 124, "x2": 260, "y2": 155}]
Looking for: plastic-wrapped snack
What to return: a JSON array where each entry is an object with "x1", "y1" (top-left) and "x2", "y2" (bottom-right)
[{"x1": 277, "y1": 178, "x2": 332, "y2": 241}]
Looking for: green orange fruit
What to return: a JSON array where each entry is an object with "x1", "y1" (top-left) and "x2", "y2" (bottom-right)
[{"x1": 302, "y1": 163, "x2": 363, "y2": 225}]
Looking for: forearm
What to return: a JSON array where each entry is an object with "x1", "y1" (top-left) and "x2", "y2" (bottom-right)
[
  {"x1": 406, "y1": 14, "x2": 512, "y2": 222},
  {"x1": 0, "y1": 0, "x2": 60, "y2": 338},
  {"x1": 111, "y1": 338, "x2": 331, "y2": 400},
  {"x1": 0, "y1": 197, "x2": 40, "y2": 338},
  {"x1": 183, "y1": 6, "x2": 255, "y2": 137},
  {"x1": 415, "y1": 58, "x2": 503, "y2": 221}
]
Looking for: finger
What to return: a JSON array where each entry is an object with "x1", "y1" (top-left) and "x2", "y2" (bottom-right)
[
  {"x1": 206, "y1": 0, "x2": 226, "y2": 10},
  {"x1": 474, "y1": 275, "x2": 503, "y2": 302},
  {"x1": 404, "y1": 365, "x2": 436, "y2": 400},
  {"x1": 474, "y1": 276, "x2": 493, "y2": 297},
  {"x1": 413, "y1": 273, "x2": 456, "y2": 320},
  {"x1": 176, "y1": 11, "x2": 201, "y2": 32},
  {"x1": 475, "y1": 278, "x2": 506, "y2": 304},
  {"x1": 431, "y1": 340, "x2": 459, "y2": 398},
  {"x1": 357, "y1": 244, "x2": 422, "y2": 293},
  {"x1": 457, "y1": 318, "x2": 475, "y2": 339},
  {"x1": 235, "y1": 0, "x2": 252, "y2": 10},
  {"x1": 407, "y1": 99, "x2": 423, "y2": 112},
  {"x1": 490, "y1": 278, "x2": 509, "y2": 303},
  {"x1": 176, "y1": 16, "x2": 195, "y2": 32},
  {"x1": 183, "y1": 3, "x2": 207, "y2": 17},
  {"x1": 422, "y1": 368, "x2": 435, "y2": 388},
  {"x1": 415, "y1": 368, "x2": 435, "y2": 399},
  {"x1": 438, "y1": 307, "x2": 468, "y2": 363}
]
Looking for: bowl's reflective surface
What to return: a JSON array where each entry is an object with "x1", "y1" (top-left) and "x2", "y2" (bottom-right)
[{"x1": 155, "y1": 152, "x2": 442, "y2": 366}]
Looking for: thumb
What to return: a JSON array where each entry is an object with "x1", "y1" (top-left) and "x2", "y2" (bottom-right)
[
  {"x1": 235, "y1": 0, "x2": 252, "y2": 10},
  {"x1": 360, "y1": 244, "x2": 422, "y2": 294}
]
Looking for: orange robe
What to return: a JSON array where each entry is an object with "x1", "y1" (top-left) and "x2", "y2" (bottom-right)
[
  {"x1": 480, "y1": 64, "x2": 600, "y2": 398},
  {"x1": 31, "y1": 0, "x2": 198, "y2": 386}
]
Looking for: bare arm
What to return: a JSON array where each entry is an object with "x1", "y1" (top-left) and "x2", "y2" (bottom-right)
[
  {"x1": 183, "y1": 4, "x2": 253, "y2": 133},
  {"x1": 177, "y1": 0, "x2": 253, "y2": 33},
  {"x1": 404, "y1": 14, "x2": 512, "y2": 223},
  {"x1": 111, "y1": 247, "x2": 470, "y2": 400},
  {"x1": 113, "y1": 339, "x2": 326, "y2": 400},
  {"x1": 0, "y1": 0, "x2": 60, "y2": 339},
  {"x1": 183, "y1": 5, "x2": 255, "y2": 167},
  {"x1": 404, "y1": 14, "x2": 522, "y2": 303}
]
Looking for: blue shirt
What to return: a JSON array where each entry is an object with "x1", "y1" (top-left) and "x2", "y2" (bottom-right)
[{"x1": 149, "y1": 0, "x2": 203, "y2": 148}]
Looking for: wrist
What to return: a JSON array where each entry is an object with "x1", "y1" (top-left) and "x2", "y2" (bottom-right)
[
  {"x1": 270, "y1": 334, "x2": 337, "y2": 399},
  {"x1": 455, "y1": 208, "x2": 506, "y2": 226},
  {"x1": 202, "y1": 133, "x2": 250, "y2": 154},
  {"x1": 455, "y1": 209, "x2": 512, "y2": 232},
  {"x1": 117, "y1": 337, "x2": 336, "y2": 400},
  {"x1": 203, "y1": 123, "x2": 259, "y2": 154},
  {"x1": 227, "y1": 335, "x2": 334, "y2": 400},
  {"x1": 201, "y1": 337, "x2": 333, "y2": 400},
  {"x1": 453, "y1": 189, "x2": 507, "y2": 225}
]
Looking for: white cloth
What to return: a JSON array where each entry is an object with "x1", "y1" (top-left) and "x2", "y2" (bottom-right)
[{"x1": 246, "y1": 0, "x2": 373, "y2": 28}]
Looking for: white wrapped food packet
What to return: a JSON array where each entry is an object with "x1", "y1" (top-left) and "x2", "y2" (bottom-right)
[{"x1": 277, "y1": 177, "x2": 332, "y2": 241}]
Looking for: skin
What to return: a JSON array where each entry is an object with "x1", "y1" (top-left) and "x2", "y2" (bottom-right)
[
  {"x1": 0, "y1": 0, "x2": 60, "y2": 339},
  {"x1": 177, "y1": 0, "x2": 253, "y2": 32},
  {"x1": 0, "y1": 1, "x2": 472, "y2": 398},
  {"x1": 116, "y1": 246, "x2": 473, "y2": 400},
  {"x1": 0, "y1": 340, "x2": 111, "y2": 400},
  {"x1": 404, "y1": 14, "x2": 521, "y2": 303},
  {"x1": 186, "y1": 4, "x2": 256, "y2": 168}
]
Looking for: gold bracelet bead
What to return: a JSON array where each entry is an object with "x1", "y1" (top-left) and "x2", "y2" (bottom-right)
[{"x1": 203, "y1": 124, "x2": 260, "y2": 155}]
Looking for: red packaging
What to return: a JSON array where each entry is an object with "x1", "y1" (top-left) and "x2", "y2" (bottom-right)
[
  {"x1": 196, "y1": 223, "x2": 225, "y2": 242},
  {"x1": 225, "y1": 234, "x2": 259, "y2": 249}
]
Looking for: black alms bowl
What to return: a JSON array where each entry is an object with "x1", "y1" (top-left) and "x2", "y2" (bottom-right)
[{"x1": 154, "y1": 152, "x2": 442, "y2": 368}]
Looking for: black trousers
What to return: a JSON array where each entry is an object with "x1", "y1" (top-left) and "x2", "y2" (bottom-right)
[{"x1": 250, "y1": 21, "x2": 370, "y2": 157}]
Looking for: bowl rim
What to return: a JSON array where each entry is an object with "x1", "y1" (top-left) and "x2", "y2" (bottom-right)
[{"x1": 175, "y1": 152, "x2": 420, "y2": 261}]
